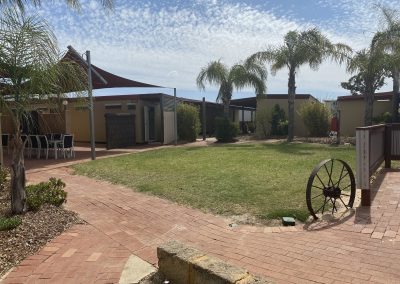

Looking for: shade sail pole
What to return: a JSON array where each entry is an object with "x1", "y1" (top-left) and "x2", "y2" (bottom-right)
[
  {"x1": 86, "y1": 51, "x2": 96, "y2": 160},
  {"x1": 174, "y1": 88, "x2": 177, "y2": 145}
]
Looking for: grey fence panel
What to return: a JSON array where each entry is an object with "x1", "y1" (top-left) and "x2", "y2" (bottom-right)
[{"x1": 105, "y1": 113, "x2": 136, "y2": 149}]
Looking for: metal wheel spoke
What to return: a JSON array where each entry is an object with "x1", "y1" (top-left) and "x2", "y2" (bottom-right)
[
  {"x1": 340, "y1": 184, "x2": 351, "y2": 191},
  {"x1": 335, "y1": 171, "x2": 349, "y2": 187},
  {"x1": 335, "y1": 165, "x2": 345, "y2": 187},
  {"x1": 312, "y1": 185, "x2": 324, "y2": 190},
  {"x1": 312, "y1": 192, "x2": 324, "y2": 200},
  {"x1": 330, "y1": 198, "x2": 337, "y2": 214},
  {"x1": 316, "y1": 173, "x2": 326, "y2": 188},
  {"x1": 324, "y1": 164, "x2": 333, "y2": 186},
  {"x1": 339, "y1": 197, "x2": 349, "y2": 208},
  {"x1": 315, "y1": 197, "x2": 329, "y2": 214}
]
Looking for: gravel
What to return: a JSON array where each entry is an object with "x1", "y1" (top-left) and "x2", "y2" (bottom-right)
[{"x1": 0, "y1": 186, "x2": 83, "y2": 277}]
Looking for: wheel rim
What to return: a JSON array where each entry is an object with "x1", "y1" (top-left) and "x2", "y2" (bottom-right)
[{"x1": 306, "y1": 159, "x2": 355, "y2": 220}]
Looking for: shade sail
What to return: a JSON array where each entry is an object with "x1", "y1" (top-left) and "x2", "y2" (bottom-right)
[{"x1": 62, "y1": 49, "x2": 161, "y2": 89}]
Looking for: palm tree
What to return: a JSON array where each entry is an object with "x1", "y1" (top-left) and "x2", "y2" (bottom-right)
[
  {"x1": 341, "y1": 48, "x2": 388, "y2": 126},
  {"x1": 372, "y1": 6, "x2": 400, "y2": 122},
  {"x1": 0, "y1": 0, "x2": 113, "y2": 11},
  {"x1": 250, "y1": 29, "x2": 351, "y2": 142},
  {"x1": 0, "y1": 9, "x2": 87, "y2": 214},
  {"x1": 196, "y1": 57, "x2": 267, "y2": 117}
]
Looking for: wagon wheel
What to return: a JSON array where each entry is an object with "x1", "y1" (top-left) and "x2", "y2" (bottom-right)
[{"x1": 306, "y1": 159, "x2": 356, "y2": 220}]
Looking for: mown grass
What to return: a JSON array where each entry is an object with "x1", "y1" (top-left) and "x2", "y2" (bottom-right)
[{"x1": 72, "y1": 142, "x2": 355, "y2": 222}]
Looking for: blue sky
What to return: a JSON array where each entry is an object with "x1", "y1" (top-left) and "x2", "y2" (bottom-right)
[{"x1": 29, "y1": 0, "x2": 399, "y2": 101}]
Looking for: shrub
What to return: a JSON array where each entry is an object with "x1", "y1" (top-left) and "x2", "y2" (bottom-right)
[
  {"x1": 299, "y1": 102, "x2": 331, "y2": 137},
  {"x1": 177, "y1": 103, "x2": 201, "y2": 142},
  {"x1": 0, "y1": 216, "x2": 22, "y2": 231},
  {"x1": 0, "y1": 166, "x2": 9, "y2": 190},
  {"x1": 373, "y1": 112, "x2": 392, "y2": 124},
  {"x1": 26, "y1": 178, "x2": 67, "y2": 211},
  {"x1": 256, "y1": 108, "x2": 271, "y2": 138},
  {"x1": 245, "y1": 122, "x2": 256, "y2": 133},
  {"x1": 215, "y1": 117, "x2": 239, "y2": 142},
  {"x1": 270, "y1": 104, "x2": 288, "y2": 136}
]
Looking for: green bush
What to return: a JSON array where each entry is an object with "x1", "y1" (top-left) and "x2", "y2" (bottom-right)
[
  {"x1": 0, "y1": 216, "x2": 22, "y2": 231},
  {"x1": 0, "y1": 166, "x2": 9, "y2": 190},
  {"x1": 256, "y1": 108, "x2": 271, "y2": 138},
  {"x1": 26, "y1": 178, "x2": 67, "y2": 211},
  {"x1": 177, "y1": 103, "x2": 201, "y2": 142},
  {"x1": 299, "y1": 102, "x2": 331, "y2": 137},
  {"x1": 270, "y1": 104, "x2": 288, "y2": 136},
  {"x1": 373, "y1": 112, "x2": 392, "y2": 124},
  {"x1": 215, "y1": 117, "x2": 239, "y2": 142}
]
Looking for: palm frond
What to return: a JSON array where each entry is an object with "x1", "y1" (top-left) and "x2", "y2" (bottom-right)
[
  {"x1": 229, "y1": 62, "x2": 267, "y2": 95},
  {"x1": 196, "y1": 60, "x2": 229, "y2": 90},
  {"x1": 0, "y1": 0, "x2": 114, "y2": 12},
  {"x1": 0, "y1": 8, "x2": 87, "y2": 129}
]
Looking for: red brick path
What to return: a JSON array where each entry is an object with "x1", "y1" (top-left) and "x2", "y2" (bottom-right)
[{"x1": 2, "y1": 167, "x2": 400, "y2": 283}]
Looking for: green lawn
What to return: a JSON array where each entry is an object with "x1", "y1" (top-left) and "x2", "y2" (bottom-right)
[{"x1": 72, "y1": 142, "x2": 355, "y2": 222}]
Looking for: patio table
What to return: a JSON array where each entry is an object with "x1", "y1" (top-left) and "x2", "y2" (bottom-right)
[{"x1": 48, "y1": 139, "x2": 62, "y2": 159}]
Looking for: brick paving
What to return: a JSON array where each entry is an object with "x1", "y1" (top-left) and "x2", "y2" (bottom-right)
[{"x1": 2, "y1": 165, "x2": 400, "y2": 283}]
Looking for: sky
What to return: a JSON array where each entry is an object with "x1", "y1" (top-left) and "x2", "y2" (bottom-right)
[{"x1": 26, "y1": 0, "x2": 400, "y2": 102}]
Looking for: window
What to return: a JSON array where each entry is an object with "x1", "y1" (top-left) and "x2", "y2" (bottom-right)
[
  {"x1": 105, "y1": 104, "x2": 122, "y2": 110},
  {"x1": 127, "y1": 103, "x2": 136, "y2": 110}
]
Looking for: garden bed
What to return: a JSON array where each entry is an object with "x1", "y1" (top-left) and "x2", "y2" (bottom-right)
[{"x1": 0, "y1": 185, "x2": 83, "y2": 277}]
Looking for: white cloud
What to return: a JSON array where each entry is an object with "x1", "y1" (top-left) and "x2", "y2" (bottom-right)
[{"x1": 31, "y1": 0, "x2": 397, "y2": 100}]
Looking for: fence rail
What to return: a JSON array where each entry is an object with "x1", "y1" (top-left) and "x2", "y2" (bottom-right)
[{"x1": 356, "y1": 123, "x2": 400, "y2": 206}]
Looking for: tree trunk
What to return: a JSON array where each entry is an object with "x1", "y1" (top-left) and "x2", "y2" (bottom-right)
[
  {"x1": 287, "y1": 69, "x2": 296, "y2": 142},
  {"x1": 392, "y1": 68, "x2": 400, "y2": 123},
  {"x1": 364, "y1": 89, "x2": 374, "y2": 126},
  {"x1": 223, "y1": 102, "x2": 230, "y2": 118},
  {"x1": 11, "y1": 133, "x2": 27, "y2": 214}
]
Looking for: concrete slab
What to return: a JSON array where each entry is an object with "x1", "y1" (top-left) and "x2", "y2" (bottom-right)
[{"x1": 119, "y1": 255, "x2": 156, "y2": 284}]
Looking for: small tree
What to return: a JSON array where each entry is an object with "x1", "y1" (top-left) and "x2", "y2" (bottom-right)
[
  {"x1": 0, "y1": 9, "x2": 86, "y2": 214},
  {"x1": 270, "y1": 104, "x2": 287, "y2": 136},
  {"x1": 250, "y1": 29, "x2": 351, "y2": 142},
  {"x1": 196, "y1": 57, "x2": 267, "y2": 117},
  {"x1": 177, "y1": 103, "x2": 201, "y2": 142},
  {"x1": 255, "y1": 107, "x2": 271, "y2": 138},
  {"x1": 299, "y1": 102, "x2": 331, "y2": 137},
  {"x1": 341, "y1": 48, "x2": 388, "y2": 126},
  {"x1": 215, "y1": 117, "x2": 239, "y2": 142}
]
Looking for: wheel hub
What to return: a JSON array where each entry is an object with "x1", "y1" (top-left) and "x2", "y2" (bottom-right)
[{"x1": 323, "y1": 186, "x2": 341, "y2": 199}]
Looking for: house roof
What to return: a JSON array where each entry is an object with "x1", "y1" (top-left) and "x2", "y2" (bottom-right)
[
  {"x1": 230, "y1": 94, "x2": 316, "y2": 109},
  {"x1": 337, "y1": 92, "x2": 393, "y2": 101}
]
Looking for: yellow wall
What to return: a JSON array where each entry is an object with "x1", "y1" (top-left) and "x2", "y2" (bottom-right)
[
  {"x1": 257, "y1": 97, "x2": 314, "y2": 137},
  {"x1": 67, "y1": 98, "x2": 162, "y2": 144},
  {"x1": 338, "y1": 99, "x2": 391, "y2": 137}
]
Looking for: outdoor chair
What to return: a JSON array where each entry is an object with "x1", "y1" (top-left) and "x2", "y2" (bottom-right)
[
  {"x1": 45, "y1": 133, "x2": 53, "y2": 141},
  {"x1": 58, "y1": 134, "x2": 75, "y2": 158},
  {"x1": 38, "y1": 135, "x2": 51, "y2": 159},
  {"x1": 2, "y1": 134, "x2": 9, "y2": 155},
  {"x1": 53, "y1": 133, "x2": 62, "y2": 140},
  {"x1": 28, "y1": 135, "x2": 40, "y2": 159}
]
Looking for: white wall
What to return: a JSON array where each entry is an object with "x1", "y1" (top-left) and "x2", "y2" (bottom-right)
[{"x1": 163, "y1": 111, "x2": 175, "y2": 144}]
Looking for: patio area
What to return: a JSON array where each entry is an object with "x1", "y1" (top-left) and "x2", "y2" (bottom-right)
[
  {"x1": 1, "y1": 162, "x2": 400, "y2": 283},
  {"x1": 2, "y1": 143, "x2": 168, "y2": 173}
]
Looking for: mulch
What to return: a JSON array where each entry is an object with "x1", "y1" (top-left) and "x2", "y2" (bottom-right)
[{"x1": 0, "y1": 186, "x2": 83, "y2": 277}]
